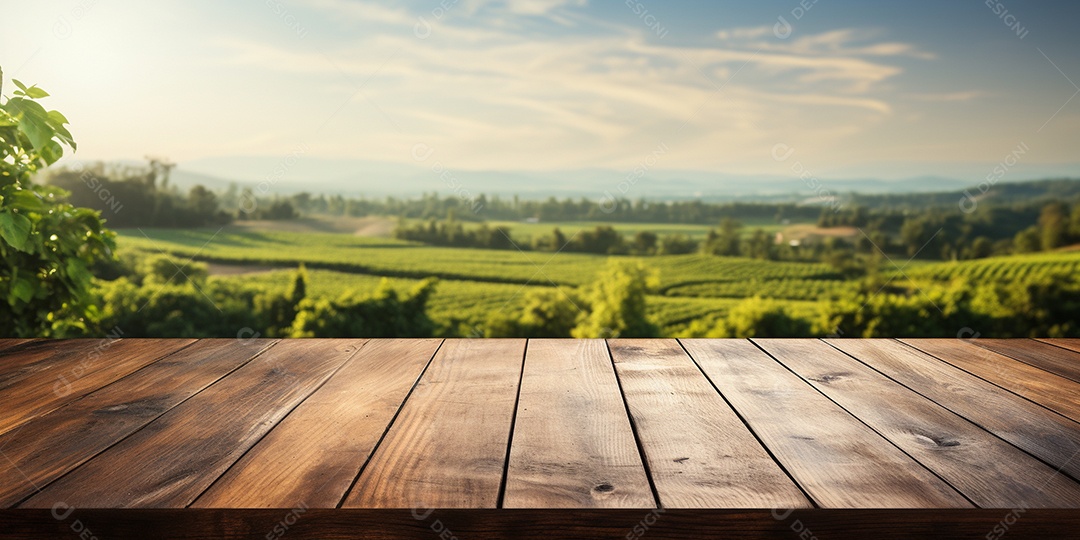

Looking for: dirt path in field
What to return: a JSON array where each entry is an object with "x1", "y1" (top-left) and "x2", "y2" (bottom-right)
[
  {"x1": 230, "y1": 216, "x2": 395, "y2": 237},
  {"x1": 780, "y1": 224, "x2": 859, "y2": 241},
  {"x1": 353, "y1": 217, "x2": 395, "y2": 237}
]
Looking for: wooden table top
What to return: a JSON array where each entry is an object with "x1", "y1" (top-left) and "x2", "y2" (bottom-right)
[{"x1": 2, "y1": 337, "x2": 1079, "y2": 538}]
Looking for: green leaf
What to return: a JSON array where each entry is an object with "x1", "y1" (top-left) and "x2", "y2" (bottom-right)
[
  {"x1": 23, "y1": 86, "x2": 50, "y2": 99},
  {"x1": 0, "y1": 211, "x2": 32, "y2": 251},
  {"x1": 12, "y1": 79, "x2": 28, "y2": 93},
  {"x1": 8, "y1": 189, "x2": 47, "y2": 212},
  {"x1": 47, "y1": 110, "x2": 69, "y2": 125},
  {"x1": 11, "y1": 277, "x2": 34, "y2": 304},
  {"x1": 40, "y1": 139, "x2": 64, "y2": 165},
  {"x1": 65, "y1": 258, "x2": 90, "y2": 285},
  {"x1": 6, "y1": 98, "x2": 53, "y2": 151}
]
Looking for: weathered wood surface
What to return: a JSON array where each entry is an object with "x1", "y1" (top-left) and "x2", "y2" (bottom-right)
[
  {"x1": 609, "y1": 339, "x2": 811, "y2": 508},
  {"x1": 343, "y1": 339, "x2": 525, "y2": 508},
  {"x1": 503, "y1": 339, "x2": 654, "y2": 508},
  {"x1": 3, "y1": 337, "x2": 1079, "y2": 536}
]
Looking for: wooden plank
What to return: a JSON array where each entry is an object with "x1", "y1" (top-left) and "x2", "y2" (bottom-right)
[
  {"x1": 2, "y1": 509, "x2": 1079, "y2": 540},
  {"x1": 193, "y1": 338, "x2": 442, "y2": 508},
  {"x1": 902, "y1": 339, "x2": 1080, "y2": 424},
  {"x1": 968, "y1": 339, "x2": 1080, "y2": 384},
  {"x1": 1039, "y1": 338, "x2": 1080, "y2": 355},
  {"x1": 0, "y1": 339, "x2": 121, "y2": 388},
  {"x1": 827, "y1": 339, "x2": 1080, "y2": 484},
  {"x1": 0, "y1": 339, "x2": 34, "y2": 354},
  {"x1": 0, "y1": 339, "x2": 276, "y2": 508},
  {"x1": 503, "y1": 339, "x2": 654, "y2": 509},
  {"x1": 20, "y1": 339, "x2": 364, "y2": 509},
  {"x1": 343, "y1": 339, "x2": 524, "y2": 509},
  {"x1": 680, "y1": 339, "x2": 969, "y2": 508},
  {"x1": 757, "y1": 339, "x2": 1080, "y2": 508},
  {"x1": 0, "y1": 339, "x2": 195, "y2": 437},
  {"x1": 608, "y1": 339, "x2": 811, "y2": 508}
]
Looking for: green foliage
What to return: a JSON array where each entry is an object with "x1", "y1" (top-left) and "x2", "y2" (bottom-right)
[
  {"x1": 484, "y1": 288, "x2": 582, "y2": 337},
  {"x1": 289, "y1": 263, "x2": 307, "y2": 306},
  {"x1": 815, "y1": 281, "x2": 976, "y2": 338},
  {"x1": 572, "y1": 260, "x2": 658, "y2": 338},
  {"x1": 395, "y1": 218, "x2": 517, "y2": 250},
  {"x1": 290, "y1": 278, "x2": 437, "y2": 337},
  {"x1": 136, "y1": 254, "x2": 209, "y2": 287},
  {"x1": 702, "y1": 218, "x2": 741, "y2": 256},
  {"x1": 696, "y1": 297, "x2": 811, "y2": 338},
  {"x1": 45, "y1": 162, "x2": 232, "y2": 227},
  {"x1": 0, "y1": 72, "x2": 115, "y2": 336},
  {"x1": 122, "y1": 228, "x2": 1080, "y2": 338},
  {"x1": 968, "y1": 272, "x2": 1080, "y2": 337},
  {"x1": 658, "y1": 234, "x2": 698, "y2": 255}
]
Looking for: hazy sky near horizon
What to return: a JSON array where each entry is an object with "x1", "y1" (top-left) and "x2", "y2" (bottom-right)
[{"x1": 3, "y1": 0, "x2": 1080, "y2": 180}]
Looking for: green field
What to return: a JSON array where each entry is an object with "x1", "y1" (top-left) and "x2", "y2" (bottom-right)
[{"x1": 116, "y1": 226, "x2": 1080, "y2": 335}]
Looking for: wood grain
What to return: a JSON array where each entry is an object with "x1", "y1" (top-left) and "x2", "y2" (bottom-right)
[
  {"x1": 827, "y1": 339, "x2": 1080, "y2": 484},
  {"x1": 193, "y1": 338, "x2": 442, "y2": 508},
  {"x1": 503, "y1": 339, "x2": 655, "y2": 509},
  {"x1": 1040, "y1": 338, "x2": 1080, "y2": 354},
  {"x1": 20, "y1": 340, "x2": 363, "y2": 508},
  {"x1": 0, "y1": 339, "x2": 195, "y2": 437},
  {"x1": 757, "y1": 338, "x2": 1080, "y2": 508},
  {"x1": 0, "y1": 339, "x2": 34, "y2": 355},
  {"x1": 608, "y1": 339, "x2": 811, "y2": 508},
  {"x1": 343, "y1": 339, "x2": 525, "y2": 509},
  {"x1": 0, "y1": 339, "x2": 275, "y2": 507},
  {"x1": 681, "y1": 339, "x2": 969, "y2": 508},
  {"x1": 2, "y1": 509, "x2": 1078, "y2": 540},
  {"x1": 967, "y1": 339, "x2": 1080, "y2": 384},
  {"x1": 0, "y1": 340, "x2": 103, "y2": 382},
  {"x1": 902, "y1": 338, "x2": 1080, "y2": 424}
]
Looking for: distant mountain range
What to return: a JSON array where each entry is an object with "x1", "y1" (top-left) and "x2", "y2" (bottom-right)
[{"x1": 83, "y1": 155, "x2": 1080, "y2": 203}]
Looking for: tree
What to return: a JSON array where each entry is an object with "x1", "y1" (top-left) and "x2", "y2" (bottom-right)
[
  {"x1": 658, "y1": 234, "x2": 698, "y2": 255},
  {"x1": 289, "y1": 264, "x2": 308, "y2": 306},
  {"x1": 572, "y1": 260, "x2": 658, "y2": 338},
  {"x1": 703, "y1": 218, "x2": 741, "y2": 256},
  {"x1": 290, "y1": 278, "x2": 437, "y2": 337},
  {"x1": 0, "y1": 72, "x2": 115, "y2": 336},
  {"x1": 1013, "y1": 226, "x2": 1041, "y2": 253},
  {"x1": 1070, "y1": 204, "x2": 1080, "y2": 242},
  {"x1": 1038, "y1": 202, "x2": 1068, "y2": 251},
  {"x1": 630, "y1": 231, "x2": 658, "y2": 255},
  {"x1": 710, "y1": 297, "x2": 811, "y2": 338},
  {"x1": 743, "y1": 228, "x2": 776, "y2": 260},
  {"x1": 485, "y1": 288, "x2": 581, "y2": 337}
]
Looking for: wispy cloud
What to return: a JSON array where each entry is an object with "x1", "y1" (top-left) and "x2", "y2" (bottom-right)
[{"x1": 213, "y1": 4, "x2": 922, "y2": 170}]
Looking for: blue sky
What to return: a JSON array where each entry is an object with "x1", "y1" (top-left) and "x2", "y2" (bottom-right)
[{"x1": 3, "y1": 0, "x2": 1079, "y2": 181}]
